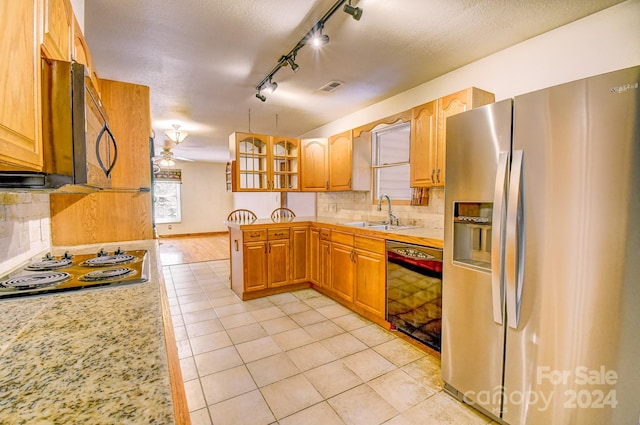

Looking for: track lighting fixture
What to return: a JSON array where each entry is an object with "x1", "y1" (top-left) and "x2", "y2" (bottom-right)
[
  {"x1": 263, "y1": 79, "x2": 278, "y2": 94},
  {"x1": 343, "y1": 1, "x2": 363, "y2": 21},
  {"x1": 309, "y1": 30, "x2": 330, "y2": 48},
  {"x1": 286, "y1": 55, "x2": 300, "y2": 73},
  {"x1": 253, "y1": 0, "x2": 363, "y2": 102}
]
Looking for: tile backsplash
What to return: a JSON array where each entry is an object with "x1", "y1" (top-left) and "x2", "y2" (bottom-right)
[
  {"x1": 0, "y1": 192, "x2": 51, "y2": 275},
  {"x1": 316, "y1": 188, "x2": 445, "y2": 239}
]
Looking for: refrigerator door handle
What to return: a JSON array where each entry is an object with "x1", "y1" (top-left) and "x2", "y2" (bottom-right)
[
  {"x1": 506, "y1": 150, "x2": 525, "y2": 329},
  {"x1": 491, "y1": 151, "x2": 509, "y2": 324}
]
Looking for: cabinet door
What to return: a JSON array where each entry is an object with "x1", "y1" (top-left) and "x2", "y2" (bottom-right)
[
  {"x1": 291, "y1": 226, "x2": 308, "y2": 283},
  {"x1": 319, "y1": 240, "x2": 331, "y2": 289},
  {"x1": 309, "y1": 228, "x2": 320, "y2": 284},
  {"x1": 0, "y1": 0, "x2": 43, "y2": 171},
  {"x1": 330, "y1": 242, "x2": 354, "y2": 303},
  {"x1": 231, "y1": 132, "x2": 270, "y2": 191},
  {"x1": 301, "y1": 139, "x2": 329, "y2": 191},
  {"x1": 243, "y1": 241, "x2": 268, "y2": 291},
  {"x1": 41, "y1": 0, "x2": 71, "y2": 61},
  {"x1": 271, "y1": 136, "x2": 300, "y2": 191},
  {"x1": 410, "y1": 100, "x2": 437, "y2": 187},
  {"x1": 354, "y1": 249, "x2": 386, "y2": 319},
  {"x1": 328, "y1": 130, "x2": 352, "y2": 191},
  {"x1": 268, "y1": 239, "x2": 290, "y2": 287}
]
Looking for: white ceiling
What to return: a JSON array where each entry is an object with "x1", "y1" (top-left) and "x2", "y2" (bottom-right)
[{"x1": 84, "y1": 0, "x2": 624, "y2": 163}]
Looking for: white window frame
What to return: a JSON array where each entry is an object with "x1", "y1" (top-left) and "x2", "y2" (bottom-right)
[
  {"x1": 154, "y1": 180, "x2": 182, "y2": 224},
  {"x1": 371, "y1": 122, "x2": 411, "y2": 201}
]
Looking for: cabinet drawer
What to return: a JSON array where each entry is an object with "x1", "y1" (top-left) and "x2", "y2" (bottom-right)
[
  {"x1": 319, "y1": 228, "x2": 331, "y2": 241},
  {"x1": 355, "y1": 235, "x2": 385, "y2": 254},
  {"x1": 244, "y1": 229, "x2": 267, "y2": 242},
  {"x1": 268, "y1": 228, "x2": 290, "y2": 240},
  {"x1": 331, "y1": 230, "x2": 354, "y2": 245}
]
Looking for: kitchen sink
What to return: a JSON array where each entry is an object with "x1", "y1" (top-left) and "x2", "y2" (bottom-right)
[{"x1": 339, "y1": 221, "x2": 419, "y2": 231}]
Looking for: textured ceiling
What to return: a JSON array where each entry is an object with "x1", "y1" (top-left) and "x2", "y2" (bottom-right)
[{"x1": 84, "y1": 0, "x2": 624, "y2": 162}]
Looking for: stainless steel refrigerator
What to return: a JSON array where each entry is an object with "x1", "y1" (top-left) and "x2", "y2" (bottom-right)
[{"x1": 442, "y1": 66, "x2": 640, "y2": 425}]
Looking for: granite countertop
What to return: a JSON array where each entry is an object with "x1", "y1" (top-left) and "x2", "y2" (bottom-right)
[
  {"x1": 225, "y1": 215, "x2": 444, "y2": 249},
  {"x1": 0, "y1": 240, "x2": 175, "y2": 424}
]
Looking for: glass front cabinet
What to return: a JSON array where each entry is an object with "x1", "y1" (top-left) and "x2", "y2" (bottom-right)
[{"x1": 229, "y1": 132, "x2": 300, "y2": 192}]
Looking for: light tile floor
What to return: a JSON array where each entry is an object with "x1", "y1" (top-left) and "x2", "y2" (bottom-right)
[{"x1": 163, "y1": 260, "x2": 495, "y2": 425}]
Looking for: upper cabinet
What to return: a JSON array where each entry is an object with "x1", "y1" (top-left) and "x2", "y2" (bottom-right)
[
  {"x1": 410, "y1": 87, "x2": 495, "y2": 188},
  {"x1": 71, "y1": 12, "x2": 100, "y2": 95},
  {"x1": 229, "y1": 132, "x2": 300, "y2": 192},
  {"x1": 271, "y1": 136, "x2": 300, "y2": 191},
  {"x1": 301, "y1": 139, "x2": 329, "y2": 191},
  {"x1": 328, "y1": 130, "x2": 353, "y2": 191},
  {"x1": 0, "y1": 0, "x2": 43, "y2": 171},
  {"x1": 41, "y1": 0, "x2": 72, "y2": 61}
]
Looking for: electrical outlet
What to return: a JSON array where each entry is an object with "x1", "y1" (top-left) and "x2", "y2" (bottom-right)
[
  {"x1": 330, "y1": 203, "x2": 337, "y2": 212},
  {"x1": 168, "y1": 224, "x2": 172, "y2": 229}
]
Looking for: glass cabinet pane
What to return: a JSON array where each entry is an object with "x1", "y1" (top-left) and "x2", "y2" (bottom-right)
[
  {"x1": 272, "y1": 138, "x2": 299, "y2": 190},
  {"x1": 236, "y1": 134, "x2": 268, "y2": 190}
]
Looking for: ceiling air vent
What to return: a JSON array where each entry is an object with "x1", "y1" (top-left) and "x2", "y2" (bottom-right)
[{"x1": 317, "y1": 80, "x2": 345, "y2": 93}]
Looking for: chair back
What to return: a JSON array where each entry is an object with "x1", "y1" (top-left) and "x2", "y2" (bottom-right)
[
  {"x1": 271, "y1": 207, "x2": 296, "y2": 222},
  {"x1": 227, "y1": 209, "x2": 257, "y2": 223}
]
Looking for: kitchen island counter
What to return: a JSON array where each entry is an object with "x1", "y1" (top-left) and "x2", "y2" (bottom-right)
[{"x1": 0, "y1": 240, "x2": 185, "y2": 424}]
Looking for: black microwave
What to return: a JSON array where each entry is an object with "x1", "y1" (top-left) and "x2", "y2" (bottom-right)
[{"x1": 0, "y1": 59, "x2": 118, "y2": 190}]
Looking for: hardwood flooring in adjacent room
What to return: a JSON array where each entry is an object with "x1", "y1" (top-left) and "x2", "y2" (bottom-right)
[{"x1": 158, "y1": 233, "x2": 229, "y2": 266}]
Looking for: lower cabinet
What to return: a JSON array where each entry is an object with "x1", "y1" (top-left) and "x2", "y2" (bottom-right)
[
  {"x1": 353, "y1": 238, "x2": 386, "y2": 318},
  {"x1": 230, "y1": 223, "x2": 386, "y2": 323},
  {"x1": 329, "y1": 230, "x2": 386, "y2": 320}
]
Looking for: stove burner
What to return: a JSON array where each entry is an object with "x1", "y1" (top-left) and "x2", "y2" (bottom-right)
[
  {"x1": 0, "y1": 272, "x2": 71, "y2": 290},
  {"x1": 78, "y1": 268, "x2": 135, "y2": 282},
  {"x1": 81, "y1": 254, "x2": 135, "y2": 267},
  {"x1": 25, "y1": 251, "x2": 74, "y2": 271},
  {"x1": 25, "y1": 258, "x2": 73, "y2": 271}
]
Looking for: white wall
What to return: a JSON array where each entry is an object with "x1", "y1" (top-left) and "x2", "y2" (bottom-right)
[
  {"x1": 232, "y1": 192, "x2": 281, "y2": 219},
  {"x1": 155, "y1": 162, "x2": 233, "y2": 236},
  {"x1": 300, "y1": 0, "x2": 640, "y2": 138}
]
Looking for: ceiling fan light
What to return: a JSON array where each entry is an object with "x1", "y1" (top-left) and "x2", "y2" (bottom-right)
[
  {"x1": 165, "y1": 124, "x2": 189, "y2": 144},
  {"x1": 159, "y1": 158, "x2": 175, "y2": 167},
  {"x1": 343, "y1": 4, "x2": 363, "y2": 21}
]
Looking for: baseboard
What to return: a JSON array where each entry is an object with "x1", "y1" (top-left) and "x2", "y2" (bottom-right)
[{"x1": 158, "y1": 231, "x2": 229, "y2": 238}]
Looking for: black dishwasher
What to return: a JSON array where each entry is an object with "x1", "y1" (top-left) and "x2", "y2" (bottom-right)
[{"x1": 386, "y1": 241, "x2": 443, "y2": 352}]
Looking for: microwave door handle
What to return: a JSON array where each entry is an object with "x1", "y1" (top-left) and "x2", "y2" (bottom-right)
[
  {"x1": 506, "y1": 150, "x2": 525, "y2": 329},
  {"x1": 96, "y1": 124, "x2": 118, "y2": 177},
  {"x1": 491, "y1": 151, "x2": 509, "y2": 325}
]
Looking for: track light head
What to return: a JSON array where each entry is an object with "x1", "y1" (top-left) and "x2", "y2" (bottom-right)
[
  {"x1": 264, "y1": 79, "x2": 278, "y2": 94},
  {"x1": 286, "y1": 56, "x2": 300, "y2": 73},
  {"x1": 255, "y1": 92, "x2": 266, "y2": 102},
  {"x1": 343, "y1": 4, "x2": 363, "y2": 21}
]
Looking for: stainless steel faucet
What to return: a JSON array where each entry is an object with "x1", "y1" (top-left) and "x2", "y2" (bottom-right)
[{"x1": 377, "y1": 194, "x2": 398, "y2": 226}]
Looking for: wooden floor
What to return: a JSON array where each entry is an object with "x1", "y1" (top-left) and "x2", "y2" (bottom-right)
[{"x1": 157, "y1": 233, "x2": 229, "y2": 266}]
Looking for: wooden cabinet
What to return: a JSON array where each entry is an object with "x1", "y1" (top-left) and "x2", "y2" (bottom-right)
[
  {"x1": 328, "y1": 130, "x2": 353, "y2": 191},
  {"x1": 329, "y1": 230, "x2": 386, "y2": 319},
  {"x1": 50, "y1": 80, "x2": 153, "y2": 245},
  {"x1": 229, "y1": 132, "x2": 300, "y2": 191},
  {"x1": 71, "y1": 13, "x2": 100, "y2": 94},
  {"x1": 241, "y1": 229, "x2": 268, "y2": 291},
  {"x1": 353, "y1": 236, "x2": 386, "y2": 318},
  {"x1": 301, "y1": 139, "x2": 329, "y2": 191},
  {"x1": 267, "y1": 228, "x2": 291, "y2": 288},
  {"x1": 309, "y1": 227, "x2": 320, "y2": 284},
  {"x1": 41, "y1": 0, "x2": 72, "y2": 61},
  {"x1": 0, "y1": 0, "x2": 43, "y2": 171},
  {"x1": 410, "y1": 87, "x2": 495, "y2": 187},
  {"x1": 291, "y1": 226, "x2": 308, "y2": 283},
  {"x1": 301, "y1": 131, "x2": 354, "y2": 192}
]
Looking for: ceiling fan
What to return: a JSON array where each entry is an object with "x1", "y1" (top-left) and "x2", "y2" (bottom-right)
[{"x1": 152, "y1": 146, "x2": 194, "y2": 172}]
